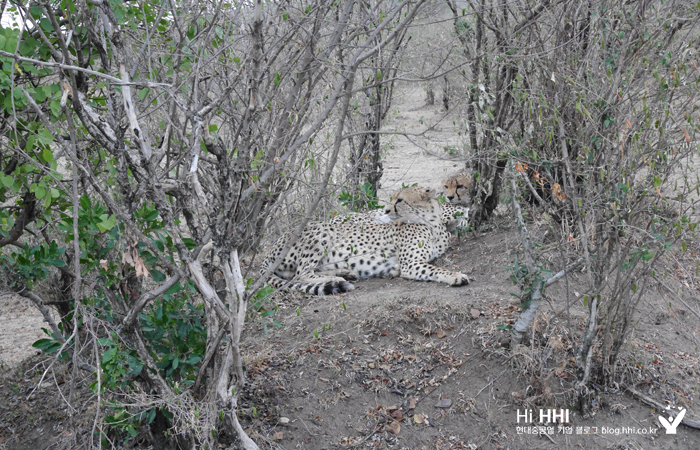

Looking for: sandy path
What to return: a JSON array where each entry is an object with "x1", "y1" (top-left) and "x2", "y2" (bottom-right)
[
  {"x1": 376, "y1": 83, "x2": 467, "y2": 198},
  {"x1": 0, "y1": 294, "x2": 49, "y2": 368}
]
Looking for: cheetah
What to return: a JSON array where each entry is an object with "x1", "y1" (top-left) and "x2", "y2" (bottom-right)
[
  {"x1": 260, "y1": 186, "x2": 470, "y2": 295},
  {"x1": 442, "y1": 173, "x2": 473, "y2": 206}
]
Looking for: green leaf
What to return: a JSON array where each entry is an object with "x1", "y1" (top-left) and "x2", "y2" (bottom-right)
[
  {"x1": 151, "y1": 269, "x2": 165, "y2": 282},
  {"x1": 102, "y1": 347, "x2": 117, "y2": 364},
  {"x1": 282, "y1": 12, "x2": 289, "y2": 20},
  {"x1": 254, "y1": 286, "x2": 274, "y2": 300},
  {"x1": 32, "y1": 338, "x2": 57, "y2": 350},
  {"x1": 1, "y1": 175, "x2": 13, "y2": 187},
  {"x1": 47, "y1": 258, "x2": 66, "y2": 267},
  {"x1": 144, "y1": 210, "x2": 159, "y2": 222},
  {"x1": 42, "y1": 147, "x2": 54, "y2": 163},
  {"x1": 126, "y1": 425, "x2": 137, "y2": 437},
  {"x1": 97, "y1": 214, "x2": 117, "y2": 232},
  {"x1": 49, "y1": 100, "x2": 60, "y2": 117},
  {"x1": 274, "y1": 72, "x2": 281, "y2": 86},
  {"x1": 138, "y1": 88, "x2": 149, "y2": 100}
]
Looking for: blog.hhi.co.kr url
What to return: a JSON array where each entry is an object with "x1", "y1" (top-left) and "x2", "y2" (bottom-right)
[
  {"x1": 516, "y1": 424, "x2": 659, "y2": 436},
  {"x1": 515, "y1": 409, "x2": 660, "y2": 436}
]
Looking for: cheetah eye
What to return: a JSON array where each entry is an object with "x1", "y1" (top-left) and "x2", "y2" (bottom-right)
[
  {"x1": 395, "y1": 198, "x2": 403, "y2": 203},
  {"x1": 444, "y1": 185, "x2": 448, "y2": 189},
  {"x1": 457, "y1": 184, "x2": 463, "y2": 189}
]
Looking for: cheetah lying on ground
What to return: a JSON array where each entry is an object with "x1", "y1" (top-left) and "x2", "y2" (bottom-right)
[{"x1": 260, "y1": 186, "x2": 470, "y2": 295}]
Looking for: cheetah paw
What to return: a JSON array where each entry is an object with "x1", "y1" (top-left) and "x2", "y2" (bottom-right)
[{"x1": 451, "y1": 273, "x2": 470, "y2": 286}]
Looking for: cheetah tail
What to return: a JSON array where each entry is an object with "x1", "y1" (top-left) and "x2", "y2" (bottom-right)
[
  {"x1": 293, "y1": 279, "x2": 355, "y2": 295},
  {"x1": 267, "y1": 274, "x2": 355, "y2": 296}
]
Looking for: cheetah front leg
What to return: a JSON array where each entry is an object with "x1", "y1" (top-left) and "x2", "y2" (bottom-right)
[{"x1": 398, "y1": 247, "x2": 469, "y2": 286}]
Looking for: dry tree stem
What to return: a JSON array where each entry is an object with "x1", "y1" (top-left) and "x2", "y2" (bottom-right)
[
  {"x1": 579, "y1": 296, "x2": 598, "y2": 386},
  {"x1": 509, "y1": 168, "x2": 542, "y2": 346},
  {"x1": 226, "y1": 249, "x2": 247, "y2": 383},
  {"x1": 119, "y1": 63, "x2": 152, "y2": 161}
]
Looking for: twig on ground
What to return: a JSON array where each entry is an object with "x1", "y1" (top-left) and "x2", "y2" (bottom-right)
[
  {"x1": 625, "y1": 386, "x2": 700, "y2": 430},
  {"x1": 476, "y1": 368, "x2": 508, "y2": 397}
]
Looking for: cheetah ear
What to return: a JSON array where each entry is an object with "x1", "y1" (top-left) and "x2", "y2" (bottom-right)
[{"x1": 424, "y1": 188, "x2": 437, "y2": 199}]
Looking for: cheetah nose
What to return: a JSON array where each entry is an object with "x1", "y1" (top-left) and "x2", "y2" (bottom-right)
[{"x1": 447, "y1": 195, "x2": 454, "y2": 201}]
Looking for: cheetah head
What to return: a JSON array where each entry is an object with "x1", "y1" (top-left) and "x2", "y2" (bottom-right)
[
  {"x1": 384, "y1": 186, "x2": 442, "y2": 226},
  {"x1": 442, "y1": 173, "x2": 473, "y2": 206}
]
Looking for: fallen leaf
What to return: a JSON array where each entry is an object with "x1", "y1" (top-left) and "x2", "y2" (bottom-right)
[
  {"x1": 391, "y1": 409, "x2": 403, "y2": 420},
  {"x1": 414, "y1": 413, "x2": 425, "y2": 424},
  {"x1": 319, "y1": 377, "x2": 329, "y2": 383},
  {"x1": 435, "y1": 398, "x2": 452, "y2": 408},
  {"x1": 386, "y1": 420, "x2": 401, "y2": 435},
  {"x1": 437, "y1": 329, "x2": 447, "y2": 339},
  {"x1": 553, "y1": 183, "x2": 566, "y2": 201},
  {"x1": 273, "y1": 431, "x2": 283, "y2": 440},
  {"x1": 368, "y1": 362, "x2": 375, "y2": 369},
  {"x1": 470, "y1": 308, "x2": 480, "y2": 319},
  {"x1": 279, "y1": 417, "x2": 290, "y2": 425},
  {"x1": 385, "y1": 405, "x2": 398, "y2": 412},
  {"x1": 408, "y1": 397, "x2": 417, "y2": 409},
  {"x1": 380, "y1": 364, "x2": 392, "y2": 370}
]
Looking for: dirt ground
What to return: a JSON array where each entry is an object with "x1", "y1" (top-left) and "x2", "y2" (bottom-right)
[{"x1": 1, "y1": 86, "x2": 700, "y2": 449}]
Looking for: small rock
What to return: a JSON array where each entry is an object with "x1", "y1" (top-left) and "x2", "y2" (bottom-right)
[{"x1": 435, "y1": 398, "x2": 452, "y2": 408}]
